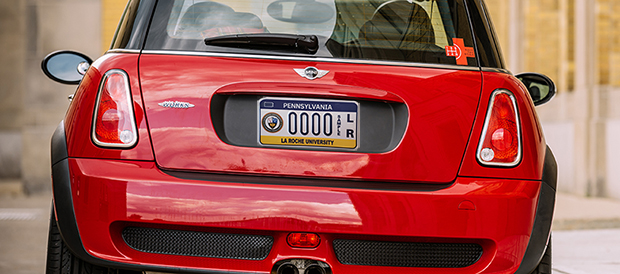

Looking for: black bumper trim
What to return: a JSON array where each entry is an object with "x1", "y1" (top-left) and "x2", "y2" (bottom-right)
[
  {"x1": 163, "y1": 169, "x2": 453, "y2": 192},
  {"x1": 514, "y1": 146, "x2": 557, "y2": 274}
]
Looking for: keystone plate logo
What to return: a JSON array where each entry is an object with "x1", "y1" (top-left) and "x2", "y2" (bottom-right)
[
  {"x1": 262, "y1": 112, "x2": 283, "y2": 133},
  {"x1": 294, "y1": 66, "x2": 329, "y2": 80}
]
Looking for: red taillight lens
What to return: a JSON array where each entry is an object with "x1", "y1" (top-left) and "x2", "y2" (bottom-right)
[
  {"x1": 477, "y1": 90, "x2": 521, "y2": 166},
  {"x1": 92, "y1": 70, "x2": 137, "y2": 148},
  {"x1": 287, "y1": 232, "x2": 320, "y2": 248}
]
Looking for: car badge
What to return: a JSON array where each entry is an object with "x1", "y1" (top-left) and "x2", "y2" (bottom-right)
[
  {"x1": 158, "y1": 101, "x2": 195, "y2": 109},
  {"x1": 262, "y1": 112, "x2": 283, "y2": 133},
  {"x1": 294, "y1": 67, "x2": 329, "y2": 80}
]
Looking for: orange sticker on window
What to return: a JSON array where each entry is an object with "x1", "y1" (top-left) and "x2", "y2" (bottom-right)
[{"x1": 445, "y1": 38, "x2": 475, "y2": 65}]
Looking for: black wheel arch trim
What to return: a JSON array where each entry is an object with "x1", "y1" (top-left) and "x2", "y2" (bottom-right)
[
  {"x1": 50, "y1": 121, "x2": 262, "y2": 274},
  {"x1": 515, "y1": 145, "x2": 557, "y2": 274},
  {"x1": 51, "y1": 122, "x2": 68, "y2": 166}
]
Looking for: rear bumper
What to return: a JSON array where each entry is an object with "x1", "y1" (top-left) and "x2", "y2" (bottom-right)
[{"x1": 52, "y1": 156, "x2": 548, "y2": 274}]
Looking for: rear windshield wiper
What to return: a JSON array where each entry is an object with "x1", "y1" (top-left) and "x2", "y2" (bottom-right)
[{"x1": 204, "y1": 33, "x2": 319, "y2": 54}]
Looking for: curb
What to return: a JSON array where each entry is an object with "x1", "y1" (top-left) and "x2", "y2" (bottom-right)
[{"x1": 552, "y1": 218, "x2": 620, "y2": 231}]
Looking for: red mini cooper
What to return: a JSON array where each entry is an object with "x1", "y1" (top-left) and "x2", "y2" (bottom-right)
[{"x1": 42, "y1": 0, "x2": 557, "y2": 273}]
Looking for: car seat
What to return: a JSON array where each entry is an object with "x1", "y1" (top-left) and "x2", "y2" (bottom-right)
[
  {"x1": 177, "y1": 1, "x2": 266, "y2": 39},
  {"x1": 358, "y1": 0, "x2": 435, "y2": 61}
]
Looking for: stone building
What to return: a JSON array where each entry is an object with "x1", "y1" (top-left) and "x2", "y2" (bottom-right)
[
  {"x1": 1, "y1": 0, "x2": 620, "y2": 199},
  {"x1": 486, "y1": 0, "x2": 620, "y2": 199},
  {"x1": 0, "y1": 0, "x2": 124, "y2": 194}
]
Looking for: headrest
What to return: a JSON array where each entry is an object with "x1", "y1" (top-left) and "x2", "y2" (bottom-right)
[{"x1": 359, "y1": 1, "x2": 435, "y2": 48}]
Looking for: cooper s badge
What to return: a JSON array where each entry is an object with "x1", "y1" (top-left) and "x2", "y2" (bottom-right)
[{"x1": 158, "y1": 101, "x2": 195, "y2": 109}]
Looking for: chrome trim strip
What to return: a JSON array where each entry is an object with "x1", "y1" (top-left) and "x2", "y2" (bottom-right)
[
  {"x1": 106, "y1": 49, "x2": 141, "y2": 54},
  {"x1": 481, "y1": 67, "x2": 512, "y2": 75},
  {"x1": 140, "y1": 50, "x2": 481, "y2": 71},
  {"x1": 475, "y1": 89, "x2": 522, "y2": 167}
]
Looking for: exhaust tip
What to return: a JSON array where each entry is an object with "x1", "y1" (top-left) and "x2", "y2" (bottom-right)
[
  {"x1": 272, "y1": 259, "x2": 331, "y2": 274},
  {"x1": 276, "y1": 263, "x2": 299, "y2": 274},
  {"x1": 305, "y1": 265, "x2": 326, "y2": 274}
]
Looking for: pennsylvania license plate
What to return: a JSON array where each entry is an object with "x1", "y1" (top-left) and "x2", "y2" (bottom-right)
[{"x1": 259, "y1": 97, "x2": 359, "y2": 149}]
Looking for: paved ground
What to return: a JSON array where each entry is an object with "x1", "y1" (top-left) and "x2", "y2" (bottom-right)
[
  {"x1": 0, "y1": 192, "x2": 50, "y2": 274},
  {"x1": 1, "y1": 191, "x2": 619, "y2": 273},
  {"x1": 553, "y1": 229, "x2": 620, "y2": 274},
  {"x1": 553, "y1": 192, "x2": 620, "y2": 230}
]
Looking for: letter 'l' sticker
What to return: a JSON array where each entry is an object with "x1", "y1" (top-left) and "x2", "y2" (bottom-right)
[{"x1": 445, "y1": 38, "x2": 475, "y2": 65}]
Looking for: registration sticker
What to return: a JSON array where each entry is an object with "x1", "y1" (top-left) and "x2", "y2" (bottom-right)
[
  {"x1": 259, "y1": 97, "x2": 358, "y2": 149},
  {"x1": 445, "y1": 37, "x2": 476, "y2": 66}
]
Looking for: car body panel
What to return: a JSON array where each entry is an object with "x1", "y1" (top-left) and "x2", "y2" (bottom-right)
[
  {"x1": 458, "y1": 72, "x2": 546, "y2": 180},
  {"x1": 68, "y1": 157, "x2": 540, "y2": 274},
  {"x1": 140, "y1": 54, "x2": 482, "y2": 183},
  {"x1": 64, "y1": 53, "x2": 153, "y2": 161}
]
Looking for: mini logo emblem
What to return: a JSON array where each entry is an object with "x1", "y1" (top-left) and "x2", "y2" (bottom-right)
[
  {"x1": 294, "y1": 67, "x2": 329, "y2": 80},
  {"x1": 158, "y1": 101, "x2": 195, "y2": 109},
  {"x1": 262, "y1": 112, "x2": 283, "y2": 133}
]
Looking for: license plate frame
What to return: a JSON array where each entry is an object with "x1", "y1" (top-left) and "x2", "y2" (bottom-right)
[{"x1": 258, "y1": 97, "x2": 359, "y2": 149}]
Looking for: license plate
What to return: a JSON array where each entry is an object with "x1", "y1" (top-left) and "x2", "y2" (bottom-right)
[{"x1": 259, "y1": 97, "x2": 359, "y2": 149}]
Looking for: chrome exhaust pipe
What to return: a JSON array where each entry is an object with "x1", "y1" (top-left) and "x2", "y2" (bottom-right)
[
  {"x1": 272, "y1": 259, "x2": 331, "y2": 274},
  {"x1": 276, "y1": 262, "x2": 299, "y2": 274},
  {"x1": 304, "y1": 264, "x2": 326, "y2": 274}
]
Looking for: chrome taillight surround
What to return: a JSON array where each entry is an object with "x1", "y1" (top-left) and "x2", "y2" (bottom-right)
[
  {"x1": 91, "y1": 69, "x2": 138, "y2": 148},
  {"x1": 476, "y1": 89, "x2": 522, "y2": 167}
]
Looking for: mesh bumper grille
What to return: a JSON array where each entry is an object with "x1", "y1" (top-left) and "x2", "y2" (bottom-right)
[
  {"x1": 122, "y1": 227, "x2": 273, "y2": 260},
  {"x1": 333, "y1": 239, "x2": 483, "y2": 268}
]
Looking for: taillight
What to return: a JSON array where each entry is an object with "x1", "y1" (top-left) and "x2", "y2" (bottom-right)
[
  {"x1": 476, "y1": 89, "x2": 521, "y2": 166},
  {"x1": 92, "y1": 69, "x2": 137, "y2": 148}
]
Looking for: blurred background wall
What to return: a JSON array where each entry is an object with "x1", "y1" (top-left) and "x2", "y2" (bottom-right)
[
  {"x1": 0, "y1": 0, "x2": 123, "y2": 194},
  {"x1": 1, "y1": 0, "x2": 620, "y2": 199},
  {"x1": 486, "y1": 0, "x2": 620, "y2": 199}
]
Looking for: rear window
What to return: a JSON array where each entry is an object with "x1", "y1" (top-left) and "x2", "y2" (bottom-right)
[{"x1": 145, "y1": 0, "x2": 477, "y2": 67}]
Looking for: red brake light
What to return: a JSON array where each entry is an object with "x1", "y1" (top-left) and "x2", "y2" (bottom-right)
[
  {"x1": 92, "y1": 70, "x2": 137, "y2": 148},
  {"x1": 287, "y1": 232, "x2": 320, "y2": 248},
  {"x1": 477, "y1": 90, "x2": 521, "y2": 166}
]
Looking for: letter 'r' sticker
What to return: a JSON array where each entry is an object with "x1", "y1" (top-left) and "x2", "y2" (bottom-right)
[{"x1": 445, "y1": 38, "x2": 475, "y2": 65}]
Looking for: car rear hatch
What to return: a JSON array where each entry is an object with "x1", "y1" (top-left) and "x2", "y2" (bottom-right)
[
  {"x1": 139, "y1": 54, "x2": 481, "y2": 183},
  {"x1": 138, "y1": 0, "x2": 484, "y2": 184}
]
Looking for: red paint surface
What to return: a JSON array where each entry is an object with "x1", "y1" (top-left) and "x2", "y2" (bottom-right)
[
  {"x1": 69, "y1": 158, "x2": 540, "y2": 274},
  {"x1": 59, "y1": 53, "x2": 550, "y2": 274},
  {"x1": 458, "y1": 72, "x2": 546, "y2": 180},
  {"x1": 139, "y1": 54, "x2": 482, "y2": 183},
  {"x1": 64, "y1": 54, "x2": 153, "y2": 161}
]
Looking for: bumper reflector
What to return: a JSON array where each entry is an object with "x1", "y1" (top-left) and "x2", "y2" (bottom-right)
[{"x1": 287, "y1": 232, "x2": 320, "y2": 248}]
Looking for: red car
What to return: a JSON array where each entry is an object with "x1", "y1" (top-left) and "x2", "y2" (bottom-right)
[{"x1": 42, "y1": 0, "x2": 557, "y2": 273}]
